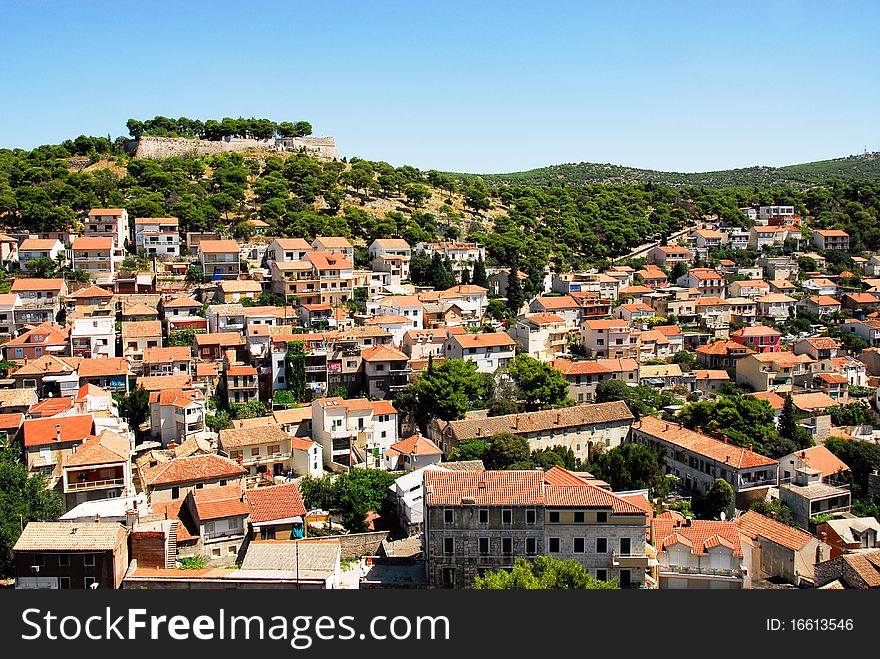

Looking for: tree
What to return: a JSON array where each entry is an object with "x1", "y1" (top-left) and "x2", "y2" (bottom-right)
[
  {"x1": 587, "y1": 443, "x2": 668, "y2": 494},
  {"x1": 185, "y1": 265, "x2": 203, "y2": 283},
  {"x1": 701, "y1": 478, "x2": 733, "y2": 519},
  {"x1": 472, "y1": 255, "x2": 489, "y2": 289},
  {"x1": 0, "y1": 448, "x2": 64, "y2": 577},
  {"x1": 168, "y1": 329, "x2": 201, "y2": 347},
  {"x1": 671, "y1": 350, "x2": 696, "y2": 371},
  {"x1": 678, "y1": 395, "x2": 778, "y2": 453},
  {"x1": 484, "y1": 433, "x2": 531, "y2": 469},
  {"x1": 206, "y1": 410, "x2": 232, "y2": 432},
  {"x1": 300, "y1": 469, "x2": 396, "y2": 532},
  {"x1": 487, "y1": 398, "x2": 519, "y2": 417},
  {"x1": 447, "y1": 440, "x2": 488, "y2": 462},
  {"x1": 595, "y1": 379, "x2": 647, "y2": 419},
  {"x1": 404, "y1": 183, "x2": 431, "y2": 208},
  {"x1": 507, "y1": 354, "x2": 571, "y2": 411},
  {"x1": 505, "y1": 262, "x2": 524, "y2": 313},
  {"x1": 749, "y1": 499, "x2": 797, "y2": 527},
  {"x1": 285, "y1": 341, "x2": 306, "y2": 403},
  {"x1": 117, "y1": 387, "x2": 150, "y2": 441},
  {"x1": 401, "y1": 358, "x2": 491, "y2": 431},
  {"x1": 230, "y1": 401, "x2": 268, "y2": 419},
  {"x1": 460, "y1": 268, "x2": 471, "y2": 285},
  {"x1": 825, "y1": 436, "x2": 880, "y2": 492},
  {"x1": 474, "y1": 556, "x2": 618, "y2": 589}
]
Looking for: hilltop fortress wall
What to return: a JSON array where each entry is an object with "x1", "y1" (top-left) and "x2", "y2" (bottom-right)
[{"x1": 134, "y1": 135, "x2": 339, "y2": 161}]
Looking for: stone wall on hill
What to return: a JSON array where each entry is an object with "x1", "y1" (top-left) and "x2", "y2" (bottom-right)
[{"x1": 135, "y1": 135, "x2": 339, "y2": 161}]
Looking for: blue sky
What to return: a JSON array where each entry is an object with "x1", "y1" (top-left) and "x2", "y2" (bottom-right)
[{"x1": 1, "y1": 1, "x2": 878, "y2": 173}]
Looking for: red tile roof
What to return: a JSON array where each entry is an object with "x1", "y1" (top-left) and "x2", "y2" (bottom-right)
[
  {"x1": 424, "y1": 470, "x2": 545, "y2": 506},
  {"x1": 23, "y1": 414, "x2": 94, "y2": 447},
  {"x1": 736, "y1": 510, "x2": 815, "y2": 551},
  {"x1": 245, "y1": 483, "x2": 307, "y2": 523},
  {"x1": 387, "y1": 434, "x2": 442, "y2": 457},
  {"x1": 64, "y1": 430, "x2": 130, "y2": 467},
  {"x1": 789, "y1": 445, "x2": 850, "y2": 478},
  {"x1": 142, "y1": 454, "x2": 246, "y2": 487},
  {"x1": 72, "y1": 237, "x2": 113, "y2": 250},
  {"x1": 653, "y1": 518, "x2": 743, "y2": 556},
  {"x1": 191, "y1": 484, "x2": 250, "y2": 521}
]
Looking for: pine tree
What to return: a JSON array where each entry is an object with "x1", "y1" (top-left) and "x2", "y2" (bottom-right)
[
  {"x1": 506, "y1": 260, "x2": 524, "y2": 313},
  {"x1": 779, "y1": 392, "x2": 798, "y2": 439},
  {"x1": 472, "y1": 255, "x2": 489, "y2": 288},
  {"x1": 461, "y1": 268, "x2": 471, "y2": 285}
]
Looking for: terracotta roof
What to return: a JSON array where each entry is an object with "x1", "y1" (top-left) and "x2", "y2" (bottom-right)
[
  {"x1": 791, "y1": 392, "x2": 841, "y2": 411},
  {"x1": 441, "y1": 401, "x2": 633, "y2": 442},
  {"x1": 814, "y1": 229, "x2": 849, "y2": 237},
  {"x1": 72, "y1": 236, "x2": 113, "y2": 250},
  {"x1": 747, "y1": 390, "x2": 786, "y2": 410},
  {"x1": 226, "y1": 365, "x2": 257, "y2": 376},
  {"x1": 27, "y1": 397, "x2": 74, "y2": 417},
  {"x1": 143, "y1": 346, "x2": 190, "y2": 363},
  {"x1": 64, "y1": 430, "x2": 130, "y2": 467},
  {"x1": 218, "y1": 279, "x2": 262, "y2": 293},
  {"x1": 313, "y1": 236, "x2": 353, "y2": 249},
  {"x1": 13, "y1": 522, "x2": 127, "y2": 551},
  {"x1": 731, "y1": 325, "x2": 781, "y2": 338},
  {"x1": 142, "y1": 454, "x2": 246, "y2": 487},
  {"x1": 443, "y1": 284, "x2": 488, "y2": 295},
  {"x1": 272, "y1": 238, "x2": 312, "y2": 250},
  {"x1": 388, "y1": 434, "x2": 442, "y2": 457},
  {"x1": 635, "y1": 416, "x2": 777, "y2": 469},
  {"x1": 424, "y1": 470, "x2": 545, "y2": 506},
  {"x1": 219, "y1": 424, "x2": 288, "y2": 450},
  {"x1": 194, "y1": 332, "x2": 245, "y2": 347},
  {"x1": 195, "y1": 362, "x2": 219, "y2": 377},
  {"x1": 199, "y1": 239, "x2": 240, "y2": 253},
  {"x1": 693, "y1": 370, "x2": 730, "y2": 381},
  {"x1": 246, "y1": 482, "x2": 307, "y2": 523},
  {"x1": 163, "y1": 295, "x2": 201, "y2": 308},
  {"x1": 802, "y1": 337, "x2": 839, "y2": 349},
  {"x1": 88, "y1": 208, "x2": 125, "y2": 216},
  {"x1": 121, "y1": 320, "x2": 161, "y2": 339},
  {"x1": 756, "y1": 293, "x2": 796, "y2": 303},
  {"x1": 837, "y1": 551, "x2": 880, "y2": 587},
  {"x1": 653, "y1": 518, "x2": 743, "y2": 556},
  {"x1": 23, "y1": 414, "x2": 94, "y2": 447},
  {"x1": 121, "y1": 302, "x2": 158, "y2": 317},
  {"x1": 134, "y1": 216, "x2": 178, "y2": 225},
  {"x1": 736, "y1": 510, "x2": 814, "y2": 551},
  {"x1": 372, "y1": 238, "x2": 410, "y2": 249},
  {"x1": 361, "y1": 344, "x2": 409, "y2": 362},
  {"x1": 371, "y1": 400, "x2": 397, "y2": 415},
  {"x1": 69, "y1": 284, "x2": 114, "y2": 299},
  {"x1": 4, "y1": 322, "x2": 69, "y2": 347},
  {"x1": 290, "y1": 436, "x2": 316, "y2": 452},
  {"x1": 805, "y1": 295, "x2": 841, "y2": 307},
  {"x1": 78, "y1": 357, "x2": 130, "y2": 377},
  {"x1": 694, "y1": 297, "x2": 731, "y2": 307},
  {"x1": 542, "y1": 466, "x2": 592, "y2": 487},
  {"x1": 582, "y1": 319, "x2": 630, "y2": 330},
  {"x1": 551, "y1": 357, "x2": 638, "y2": 375},
  {"x1": 789, "y1": 445, "x2": 850, "y2": 478},
  {"x1": 191, "y1": 484, "x2": 250, "y2": 521},
  {"x1": 533, "y1": 295, "x2": 579, "y2": 310},
  {"x1": 272, "y1": 406, "x2": 312, "y2": 425},
  {"x1": 653, "y1": 325, "x2": 682, "y2": 337},
  {"x1": 136, "y1": 374, "x2": 193, "y2": 391},
  {"x1": 523, "y1": 313, "x2": 567, "y2": 326},
  {"x1": 448, "y1": 332, "x2": 516, "y2": 349},
  {"x1": 686, "y1": 269, "x2": 724, "y2": 281},
  {"x1": 544, "y1": 484, "x2": 645, "y2": 513},
  {"x1": 0, "y1": 412, "x2": 24, "y2": 430},
  {"x1": 364, "y1": 314, "x2": 409, "y2": 325},
  {"x1": 815, "y1": 372, "x2": 848, "y2": 384},
  {"x1": 306, "y1": 250, "x2": 352, "y2": 270},
  {"x1": 696, "y1": 340, "x2": 754, "y2": 356},
  {"x1": 149, "y1": 388, "x2": 202, "y2": 409},
  {"x1": 10, "y1": 278, "x2": 64, "y2": 292},
  {"x1": 19, "y1": 238, "x2": 61, "y2": 251}
]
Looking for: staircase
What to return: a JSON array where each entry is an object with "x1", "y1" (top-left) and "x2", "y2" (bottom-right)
[{"x1": 166, "y1": 521, "x2": 178, "y2": 569}]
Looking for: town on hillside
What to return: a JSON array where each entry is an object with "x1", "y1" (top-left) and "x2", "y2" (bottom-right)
[{"x1": 3, "y1": 201, "x2": 880, "y2": 592}]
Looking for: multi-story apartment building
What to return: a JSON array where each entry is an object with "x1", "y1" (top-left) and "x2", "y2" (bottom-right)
[
  {"x1": 69, "y1": 316, "x2": 116, "y2": 359},
  {"x1": 811, "y1": 229, "x2": 849, "y2": 252},
  {"x1": 729, "y1": 325, "x2": 781, "y2": 353},
  {"x1": 423, "y1": 469, "x2": 650, "y2": 589},
  {"x1": 218, "y1": 424, "x2": 323, "y2": 479},
  {"x1": 757, "y1": 205, "x2": 795, "y2": 224},
  {"x1": 736, "y1": 352, "x2": 815, "y2": 392},
  {"x1": 134, "y1": 217, "x2": 180, "y2": 257},
  {"x1": 361, "y1": 344, "x2": 411, "y2": 399},
  {"x1": 550, "y1": 358, "x2": 639, "y2": 403},
  {"x1": 676, "y1": 269, "x2": 727, "y2": 298},
  {"x1": 631, "y1": 417, "x2": 779, "y2": 512},
  {"x1": 508, "y1": 313, "x2": 570, "y2": 362},
  {"x1": 369, "y1": 238, "x2": 411, "y2": 279},
  {"x1": 71, "y1": 237, "x2": 125, "y2": 280},
  {"x1": 198, "y1": 239, "x2": 241, "y2": 280},
  {"x1": 311, "y1": 236, "x2": 354, "y2": 262},
  {"x1": 18, "y1": 238, "x2": 64, "y2": 271},
  {"x1": 61, "y1": 429, "x2": 133, "y2": 511},
  {"x1": 225, "y1": 364, "x2": 259, "y2": 405},
  {"x1": 85, "y1": 208, "x2": 130, "y2": 249},
  {"x1": 652, "y1": 517, "x2": 749, "y2": 589},
  {"x1": 580, "y1": 319, "x2": 639, "y2": 359},
  {"x1": 310, "y1": 397, "x2": 399, "y2": 469},
  {"x1": 754, "y1": 293, "x2": 796, "y2": 320},
  {"x1": 148, "y1": 388, "x2": 206, "y2": 447},
  {"x1": 444, "y1": 332, "x2": 516, "y2": 373},
  {"x1": 10, "y1": 278, "x2": 66, "y2": 328},
  {"x1": 266, "y1": 238, "x2": 312, "y2": 264}
]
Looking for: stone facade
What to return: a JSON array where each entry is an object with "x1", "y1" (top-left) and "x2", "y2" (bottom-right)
[{"x1": 135, "y1": 135, "x2": 338, "y2": 161}]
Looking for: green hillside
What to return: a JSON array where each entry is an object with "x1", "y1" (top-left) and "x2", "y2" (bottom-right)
[{"x1": 470, "y1": 153, "x2": 880, "y2": 188}]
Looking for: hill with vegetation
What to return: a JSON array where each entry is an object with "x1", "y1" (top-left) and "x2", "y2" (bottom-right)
[
  {"x1": 470, "y1": 153, "x2": 880, "y2": 189},
  {"x1": 2, "y1": 119, "x2": 880, "y2": 284}
]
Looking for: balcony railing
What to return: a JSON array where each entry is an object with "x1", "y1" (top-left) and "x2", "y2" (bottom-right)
[
  {"x1": 203, "y1": 529, "x2": 245, "y2": 542},
  {"x1": 738, "y1": 476, "x2": 778, "y2": 489},
  {"x1": 659, "y1": 565, "x2": 745, "y2": 578},
  {"x1": 65, "y1": 477, "x2": 125, "y2": 492},
  {"x1": 244, "y1": 451, "x2": 292, "y2": 466},
  {"x1": 612, "y1": 552, "x2": 652, "y2": 568}
]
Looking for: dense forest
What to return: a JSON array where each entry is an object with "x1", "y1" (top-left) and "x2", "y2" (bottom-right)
[
  {"x1": 1, "y1": 121, "x2": 880, "y2": 277},
  {"x1": 471, "y1": 153, "x2": 880, "y2": 189}
]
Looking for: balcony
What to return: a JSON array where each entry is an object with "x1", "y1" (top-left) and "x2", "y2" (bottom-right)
[
  {"x1": 612, "y1": 552, "x2": 653, "y2": 568},
  {"x1": 244, "y1": 451, "x2": 292, "y2": 467},
  {"x1": 305, "y1": 365, "x2": 327, "y2": 373},
  {"x1": 65, "y1": 476, "x2": 125, "y2": 492},
  {"x1": 658, "y1": 565, "x2": 745, "y2": 579},
  {"x1": 738, "y1": 476, "x2": 778, "y2": 490}
]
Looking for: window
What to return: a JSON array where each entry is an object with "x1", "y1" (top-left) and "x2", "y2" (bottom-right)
[
  {"x1": 58, "y1": 554, "x2": 70, "y2": 567},
  {"x1": 478, "y1": 508, "x2": 489, "y2": 525},
  {"x1": 212, "y1": 548, "x2": 221, "y2": 557},
  {"x1": 83, "y1": 554, "x2": 96, "y2": 566},
  {"x1": 195, "y1": 483, "x2": 204, "y2": 489},
  {"x1": 596, "y1": 538, "x2": 608, "y2": 553},
  {"x1": 596, "y1": 569, "x2": 608, "y2": 581},
  {"x1": 548, "y1": 511, "x2": 559, "y2": 524},
  {"x1": 260, "y1": 527, "x2": 276, "y2": 540},
  {"x1": 479, "y1": 537, "x2": 490, "y2": 555},
  {"x1": 84, "y1": 577, "x2": 97, "y2": 589},
  {"x1": 443, "y1": 537, "x2": 454, "y2": 555},
  {"x1": 501, "y1": 508, "x2": 512, "y2": 524},
  {"x1": 444, "y1": 508, "x2": 454, "y2": 524},
  {"x1": 573, "y1": 538, "x2": 585, "y2": 553},
  {"x1": 171, "y1": 486, "x2": 180, "y2": 499},
  {"x1": 620, "y1": 537, "x2": 631, "y2": 556},
  {"x1": 574, "y1": 511, "x2": 585, "y2": 523},
  {"x1": 525, "y1": 537, "x2": 537, "y2": 555},
  {"x1": 548, "y1": 537, "x2": 560, "y2": 553},
  {"x1": 525, "y1": 509, "x2": 536, "y2": 525},
  {"x1": 619, "y1": 569, "x2": 632, "y2": 589},
  {"x1": 441, "y1": 568, "x2": 456, "y2": 588},
  {"x1": 502, "y1": 538, "x2": 512, "y2": 555},
  {"x1": 59, "y1": 577, "x2": 71, "y2": 589},
  {"x1": 596, "y1": 512, "x2": 607, "y2": 523}
]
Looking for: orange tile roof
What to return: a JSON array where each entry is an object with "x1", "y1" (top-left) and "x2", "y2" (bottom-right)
[
  {"x1": 218, "y1": 279, "x2": 262, "y2": 293},
  {"x1": 805, "y1": 295, "x2": 841, "y2": 307},
  {"x1": 10, "y1": 278, "x2": 65, "y2": 292},
  {"x1": 636, "y1": 416, "x2": 777, "y2": 470},
  {"x1": 306, "y1": 250, "x2": 352, "y2": 270},
  {"x1": 64, "y1": 430, "x2": 130, "y2": 467},
  {"x1": 163, "y1": 295, "x2": 201, "y2": 308},
  {"x1": 313, "y1": 236, "x2": 353, "y2": 249},
  {"x1": 191, "y1": 484, "x2": 250, "y2": 521},
  {"x1": 23, "y1": 414, "x2": 94, "y2": 447},
  {"x1": 693, "y1": 370, "x2": 730, "y2": 380},
  {"x1": 69, "y1": 284, "x2": 114, "y2": 299},
  {"x1": 199, "y1": 239, "x2": 240, "y2": 253},
  {"x1": 371, "y1": 400, "x2": 397, "y2": 415},
  {"x1": 134, "y1": 216, "x2": 178, "y2": 225},
  {"x1": 121, "y1": 320, "x2": 162, "y2": 339},
  {"x1": 136, "y1": 374, "x2": 193, "y2": 391},
  {"x1": 544, "y1": 484, "x2": 646, "y2": 513},
  {"x1": 27, "y1": 397, "x2": 74, "y2": 417},
  {"x1": 361, "y1": 344, "x2": 409, "y2": 362},
  {"x1": 226, "y1": 365, "x2": 257, "y2": 376},
  {"x1": 814, "y1": 229, "x2": 849, "y2": 237},
  {"x1": 0, "y1": 412, "x2": 24, "y2": 431},
  {"x1": 246, "y1": 482, "x2": 307, "y2": 523},
  {"x1": 533, "y1": 295, "x2": 578, "y2": 310},
  {"x1": 791, "y1": 392, "x2": 841, "y2": 411},
  {"x1": 88, "y1": 208, "x2": 125, "y2": 216},
  {"x1": 747, "y1": 390, "x2": 786, "y2": 410},
  {"x1": 789, "y1": 445, "x2": 850, "y2": 478},
  {"x1": 653, "y1": 518, "x2": 743, "y2": 556},
  {"x1": 143, "y1": 454, "x2": 246, "y2": 487},
  {"x1": 387, "y1": 434, "x2": 442, "y2": 457},
  {"x1": 19, "y1": 238, "x2": 61, "y2": 250},
  {"x1": 448, "y1": 332, "x2": 516, "y2": 349},
  {"x1": 731, "y1": 324, "x2": 781, "y2": 338},
  {"x1": 194, "y1": 332, "x2": 246, "y2": 347},
  {"x1": 737, "y1": 510, "x2": 814, "y2": 551},
  {"x1": 72, "y1": 237, "x2": 113, "y2": 250},
  {"x1": 78, "y1": 357, "x2": 130, "y2": 377},
  {"x1": 696, "y1": 340, "x2": 754, "y2": 356},
  {"x1": 756, "y1": 293, "x2": 796, "y2": 303},
  {"x1": 143, "y1": 346, "x2": 190, "y2": 363},
  {"x1": 121, "y1": 302, "x2": 158, "y2": 317},
  {"x1": 424, "y1": 470, "x2": 545, "y2": 506}
]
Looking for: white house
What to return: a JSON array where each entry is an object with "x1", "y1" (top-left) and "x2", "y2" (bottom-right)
[
  {"x1": 134, "y1": 217, "x2": 180, "y2": 257},
  {"x1": 444, "y1": 332, "x2": 517, "y2": 373}
]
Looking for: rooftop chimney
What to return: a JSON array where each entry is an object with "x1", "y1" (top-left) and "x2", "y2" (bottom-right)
[{"x1": 55, "y1": 423, "x2": 62, "y2": 442}]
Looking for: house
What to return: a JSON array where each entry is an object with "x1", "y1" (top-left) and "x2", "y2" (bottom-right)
[
  {"x1": 138, "y1": 453, "x2": 248, "y2": 503},
  {"x1": 369, "y1": 238, "x2": 411, "y2": 279},
  {"x1": 676, "y1": 269, "x2": 726, "y2": 298},
  {"x1": 414, "y1": 241, "x2": 485, "y2": 274},
  {"x1": 757, "y1": 205, "x2": 795, "y2": 224},
  {"x1": 429, "y1": 401, "x2": 633, "y2": 463},
  {"x1": 18, "y1": 238, "x2": 64, "y2": 271},
  {"x1": 444, "y1": 332, "x2": 516, "y2": 373},
  {"x1": 423, "y1": 469, "x2": 650, "y2": 589},
  {"x1": 580, "y1": 319, "x2": 639, "y2": 359},
  {"x1": 216, "y1": 279, "x2": 262, "y2": 303},
  {"x1": 647, "y1": 245, "x2": 692, "y2": 267},
  {"x1": 0, "y1": 232, "x2": 19, "y2": 267},
  {"x1": 376, "y1": 294, "x2": 424, "y2": 331},
  {"x1": 778, "y1": 466, "x2": 851, "y2": 530},
  {"x1": 793, "y1": 337, "x2": 839, "y2": 361},
  {"x1": 635, "y1": 267, "x2": 668, "y2": 289},
  {"x1": 843, "y1": 292, "x2": 880, "y2": 312},
  {"x1": 691, "y1": 370, "x2": 730, "y2": 393},
  {"x1": 768, "y1": 279, "x2": 798, "y2": 296},
  {"x1": 691, "y1": 228, "x2": 724, "y2": 252},
  {"x1": 77, "y1": 357, "x2": 130, "y2": 393},
  {"x1": 383, "y1": 434, "x2": 443, "y2": 471},
  {"x1": 266, "y1": 238, "x2": 312, "y2": 264},
  {"x1": 194, "y1": 331, "x2": 246, "y2": 361},
  {"x1": 67, "y1": 284, "x2": 114, "y2": 319},
  {"x1": 71, "y1": 237, "x2": 124, "y2": 279},
  {"x1": 121, "y1": 320, "x2": 163, "y2": 370},
  {"x1": 828, "y1": 355, "x2": 867, "y2": 387},
  {"x1": 550, "y1": 357, "x2": 639, "y2": 403},
  {"x1": 61, "y1": 429, "x2": 133, "y2": 511},
  {"x1": 311, "y1": 397, "x2": 399, "y2": 469},
  {"x1": 2, "y1": 321, "x2": 69, "y2": 361},
  {"x1": 401, "y1": 328, "x2": 453, "y2": 360},
  {"x1": 13, "y1": 521, "x2": 129, "y2": 590},
  {"x1": 754, "y1": 293, "x2": 796, "y2": 320},
  {"x1": 225, "y1": 364, "x2": 259, "y2": 405},
  {"x1": 730, "y1": 325, "x2": 782, "y2": 353},
  {"x1": 246, "y1": 482, "x2": 308, "y2": 540},
  {"x1": 508, "y1": 313, "x2": 570, "y2": 361},
  {"x1": 736, "y1": 352, "x2": 814, "y2": 392},
  {"x1": 69, "y1": 315, "x2": 116, "y2": 359},
  {"x1": 219, "y1": 424, "x2": 321, "y2": 480},
  {"x1": 361, "y1": 344, "x2": 411, "y2": 399},
  {"x1": 812, "y1": 229, "x2": 850, "y2": 252},
  {"x1": 810, "y1": 372, "x2": 848, "y2": 402},
  {"x1": 694, "y1": 297, "x2": 732, "y2": 331},
  {"x1": 85, "y1": 208, "x2": 130, "y2": 249},
  {"x1": 639, "y1": 363, "x2": 683, "y2": 388},
  {"x1": 749, "y1": 226, "x2": 784, "y2": 249},
  {"x1": 638, "y1": 329, "x2": 675, "y2": 362},
  {"x1": 528, "y1": 295, "x2": 582, "y2": 326},
  {"x1": 614, "y1": 302, "x2": 656, "y2": 324},
  {"x1": 778, "y1": 445, "x2": 850, "y2": 485},
  {"x1": 11, "y1": 278, "x2": 66, "y2": 328},
  {"x1": 814, "y1": 549, "x2": 880, "y2": 589},
  {"x1": 798, "y1": 295, "x2": 842, "y2": 317},
  {"x1": 311, "y1": 236, "x2": 354, "y2": 261},
  {"x1": 801, "y1": 278, "x2": 839, "y2": 297},
  {"x1": 728, "y1": 279, "x2": 770, "y2": 299},
  {"x1": 304, "y1": 251, "x2": 354, "y2": 306},
  {"x1": 134, "y1": 217, "x2": 180, "y2": 256},
  {"x1": 631, "y1": 416, "x2": 778, "y2": 511},
  {"x1": 198, "y1": 239, "x2": 241, "y2": 280},
  {"x1": 185, "y1": 483, "x2": 250, "y2": 563},
  {"x1": 816, "y1": 517, "x2": 880, "y2": 559},
  {"x1": 0, "y1": 292, "x2": 19, "y2": 336},
  {"x1": 148, "y1": 388, "x2": 207, "y2": 447},
  {"x1": 841, "y1": 320, "x2": 880, "y2": 347},
  {"x1": 737, "y1": 510, "x2": 825, "y2": 586},
  {"x1": 142, "y1": 346, "x2": 191, "y2": 378},
  {"x1": 652, "y1": 517, "x2": 748, "y2": 589},
  {"x1": 23, "y1": 414, "x2": 95, "y2": 488}
]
